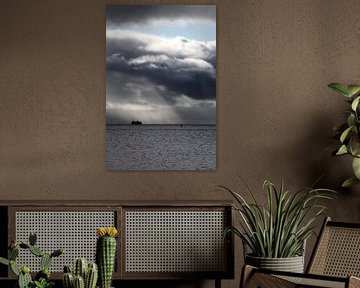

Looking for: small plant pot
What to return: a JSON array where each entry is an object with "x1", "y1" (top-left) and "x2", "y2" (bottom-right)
[{"x1": 245, "y1": 254, "x2": 305, "y2": 273}]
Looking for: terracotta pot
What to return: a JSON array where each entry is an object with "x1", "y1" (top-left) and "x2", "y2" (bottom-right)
[{"x1": 245, "y1": 254, "x2": 304, "y2": 273}]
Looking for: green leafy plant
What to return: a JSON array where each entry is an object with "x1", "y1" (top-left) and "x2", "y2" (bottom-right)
[
  {"x1": 328, "y1": 82, "x2": 360, "y2": 187},
  {"x1": 0, "y1": 232, "x2": 63, "y2": 288},
  {"x1": 218, "y1": 178, "x2": 334, "y2": 258},
  {"x1": 32, "y1": 278, "x2": 54, "y2": 288}
]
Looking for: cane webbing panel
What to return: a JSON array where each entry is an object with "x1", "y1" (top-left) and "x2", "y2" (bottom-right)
[
  {"x1": 125, "y1": 210, "x2": 227, "y2": 273},
  {"x1": 309, "y1": 226, "x2": 360, "y2": 277},
  {"x1": 248, "y1": 273, "x2": 297, "y2": 288},
  {"x1": 15, "y1": 211, "x2": 115, "y2": 272},
  {"x1": 277, "y1": 275, "x2": 345, "y2": 288}
]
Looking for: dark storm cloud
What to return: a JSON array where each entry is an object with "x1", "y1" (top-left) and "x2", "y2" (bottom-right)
[
  {"x1": 106, "y1": 5, "x2": 216, "y2": 27},
  {"x1": 106, "y1": 33, "x2": 216, "y2": 101},
  {"x1": 105, "y1": 5, "x2": 216, "y2": 124}
]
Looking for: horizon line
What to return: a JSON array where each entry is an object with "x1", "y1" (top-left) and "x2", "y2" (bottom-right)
[{"x1": 106, "y1": 123, "x2": 216, "y2": 125}]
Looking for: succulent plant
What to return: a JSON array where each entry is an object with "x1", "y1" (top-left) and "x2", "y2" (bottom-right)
[
  {"x1": 96, "y1": 227, "x2": 118, "y2": 288},
  {"x1": 62, "y1": 259, "x2": 98, "y2": 288},
  {"x1": 0, "y1": 232, "x2": 63, "y2": 288}
]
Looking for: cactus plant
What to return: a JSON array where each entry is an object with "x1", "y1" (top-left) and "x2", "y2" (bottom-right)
[
  {"x1": 19, "y1": 267, "x2": 32, "y2": 288},
  {"x1": 74, "y1": 258, "x2": 88, "y2": 279},
  {"x1": 0, "y1": 232, "x2": 63, "y2": 288},
  {"x1": 63, "y1": 273, "x2": 74, "y2": 288},
  {"x1": 85, "y1": 262, "x2": 98, "y2": 288},
  {"x1": 62, "y1": 259, "x2": 98, "y2": 288},
  {"x1": 73, "y1": 275, "x2": 85, "y2": 288},
  {"x1": 96, "y1": 227, "x2": 118, "y2": 288}
]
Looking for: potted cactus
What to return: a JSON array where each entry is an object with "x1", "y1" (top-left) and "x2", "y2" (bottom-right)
[
  {"x1": 96, "y1": 227, "x2": 118, "y2": 288},
  {"x1": 0, "y1": 232, "x2": 63, "y2": 288},
  {"x1": 62, "y1": 258, "x2": 98, "y2": 288}
]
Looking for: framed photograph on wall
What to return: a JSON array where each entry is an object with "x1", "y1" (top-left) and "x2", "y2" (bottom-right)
[{"x1": 106, "y1": 5, "x2": 216, "y2": 170}]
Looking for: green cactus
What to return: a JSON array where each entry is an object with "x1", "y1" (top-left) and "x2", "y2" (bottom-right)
[
  {"x1": 96, "y1": 232, "x2": 117, "y2": 288},
  {"x1": 74, "y1": 258, "x2": 88, "y2": 279},
  {"x1": 85, "y1": 262, "x2": 98, "y2": 288},
  {"x1": 51, "y1": 248, "x2": 64, "y2": 258},
  {"x1": 10, "y1": 260, "x2": 21, "y2": 276},
  {"x1": 29, "y1": 245, "x2": 44, "y2": 257},
  {"x1": 0, "y1": 232, "x2": 63, "y2": 288},
  {"x1": 64, "y1": 265, "x2": 72, "y2": 273},
  {"x1": 41, "y1": 253, "x2": 52, "y2": 270},
  {"x1": 63, "y1": 259, "x2": 98, "y2": 288},
  {"x1": 18, "y1": 269, "x2": 32, "y2": 288},
  {"x1": 63, "y1": 271, "x2": 74, "y2": 288},
  {"x1": 9, "y1": 246, "x2": 19, "y2": 260},
  {"x1": 19, "y1": 243, "x2": 30, "y2": 249},
  {"x1": 73, "y1": 275, "x2": 85, "y2": 288},
  {"x1": 29, "y1": 232, "x2": 37, "y2": 246}
]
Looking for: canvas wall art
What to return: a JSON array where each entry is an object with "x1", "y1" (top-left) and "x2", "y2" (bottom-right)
[{"x1": 106, "y1": 5, "x2": 216, "y2": 170}]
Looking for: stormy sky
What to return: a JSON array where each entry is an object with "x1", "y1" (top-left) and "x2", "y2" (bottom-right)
[{"x1": 106, "y1": 5, "x2": 216, "y2": 124}]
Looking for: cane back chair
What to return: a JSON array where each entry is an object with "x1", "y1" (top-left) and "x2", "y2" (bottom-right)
[{"x1": 241, "y1": 217, "x2": 360, "y2": 288}]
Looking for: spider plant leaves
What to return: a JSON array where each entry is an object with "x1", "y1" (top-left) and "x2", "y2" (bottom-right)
[{"x1": 219, "y1": 179, "x2": 335, "y2": 258}]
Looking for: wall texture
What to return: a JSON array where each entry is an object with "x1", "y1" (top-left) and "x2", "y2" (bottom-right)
[{"x1": 1, "y1": 0, "x2": 360, "y2": 287}]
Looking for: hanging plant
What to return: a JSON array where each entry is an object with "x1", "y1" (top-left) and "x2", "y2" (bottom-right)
[{"x1": 328, "y1": 83, "x2": 360, "y2": 187}]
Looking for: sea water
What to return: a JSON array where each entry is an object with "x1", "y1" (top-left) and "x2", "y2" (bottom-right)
[{"x1": 106, "y1": 125, "x2": 216, "y2": 170}]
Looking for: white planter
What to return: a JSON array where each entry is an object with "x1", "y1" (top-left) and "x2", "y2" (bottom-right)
[{"x1": 245, "y1": 254, "x2": 305, "y2": 273}]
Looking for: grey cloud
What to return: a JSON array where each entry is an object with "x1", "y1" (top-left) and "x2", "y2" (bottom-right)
[
  {"x1": 106, "y1": 5, "x2": 216, "y2": 27},
  {"x1": 106, "y1": 34, "x2": 216, "y2": 101}
]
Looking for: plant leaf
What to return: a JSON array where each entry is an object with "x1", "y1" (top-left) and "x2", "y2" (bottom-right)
[
  {"x1": 351, "y1": 96, "x2": 360, "y2": 111},
  {"x1": 336, "y1": 145, "x2": 348, "y2": 155},
  {"x1": 342, "y1": 177, "x2": 360, "y2": 188},
  {"x1": 352, "y1": 157, "x2": 360, "y2": 179},
  {"x1": 340, "y1": 126, "x2": 353, "y2": 143},
  {"x1": 347, "y1": 114, "x2": 356, "y2": 129},
  {"x1": 328, "y1": 83, "x2": 351, "y2": 97},
  {"x1": 347, "y1": 85, "x2": 360, "y2": 97}
]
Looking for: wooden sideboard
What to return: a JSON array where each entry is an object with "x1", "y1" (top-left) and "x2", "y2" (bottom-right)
[{"x1": 0, "y1": 201, "x2": 234, "y2": 288}]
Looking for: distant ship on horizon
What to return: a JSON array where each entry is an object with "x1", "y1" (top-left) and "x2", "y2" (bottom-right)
[{"x1": 131, "y1": 120, "x2": 142, "y2": 125}]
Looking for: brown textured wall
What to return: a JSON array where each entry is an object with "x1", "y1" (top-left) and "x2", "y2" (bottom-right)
[{"x1": 1, "y1": 0, "x2": 360, "y2": 287}]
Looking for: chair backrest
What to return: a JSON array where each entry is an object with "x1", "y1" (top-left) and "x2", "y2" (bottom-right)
[{"x1": 307, "y1": 217, "x2": 360, "y2": 277}]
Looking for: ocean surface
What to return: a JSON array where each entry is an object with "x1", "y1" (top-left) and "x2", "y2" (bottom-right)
[{"x1": 106, "y1": 124, "x2": 216, "y2": 170}]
